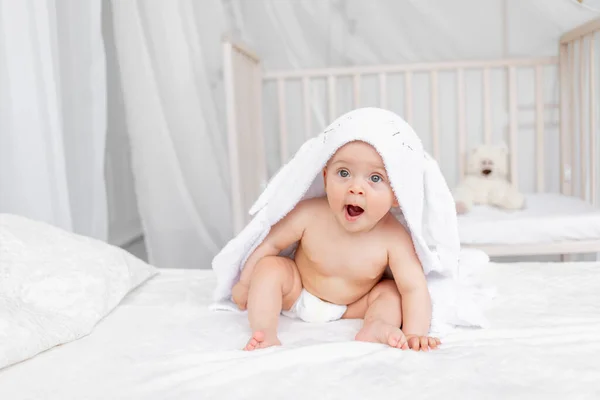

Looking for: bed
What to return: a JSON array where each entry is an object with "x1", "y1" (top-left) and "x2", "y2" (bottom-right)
[
  {"x1": 223, "y1": 18, "x2": 600, "y2": 258},
  {"x1": 1, "y1": 262, "x2": 599, "y2": 399}
]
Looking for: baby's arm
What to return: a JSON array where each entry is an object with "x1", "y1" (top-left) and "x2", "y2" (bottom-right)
[
  {"x1": 237, "y1": 200, "x2": 309, "y2": 286},
  {"x1": 387, "y1": 227, "x2": 432, "y2": 337}
]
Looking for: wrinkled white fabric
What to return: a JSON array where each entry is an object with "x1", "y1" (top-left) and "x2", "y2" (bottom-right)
[
  {"x1": 1, "y1": 263, "x2": 599, "y2": 399},
  {"x1": 0, "y1": 214, "x2": 158, "y2": 370},
  {"x1": 212, "y1": 108, "x2": 491, "y2": 334}
]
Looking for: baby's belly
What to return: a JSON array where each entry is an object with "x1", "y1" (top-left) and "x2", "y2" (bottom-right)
[
  {"x1": 295, "y1": 260, "x2": 378, "y2": 305},
  {"x1": 307, "y1": 277, "x2": 369, "y2": 305}
]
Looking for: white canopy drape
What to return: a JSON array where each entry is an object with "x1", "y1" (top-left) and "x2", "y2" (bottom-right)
[{"x1": 0, "y1": 0, "x2": 108, "y2": 240}]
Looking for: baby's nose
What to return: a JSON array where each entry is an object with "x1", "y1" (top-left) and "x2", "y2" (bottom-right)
[{"x1": 349, "y1": 185, "x2": 364, "y2": 195}]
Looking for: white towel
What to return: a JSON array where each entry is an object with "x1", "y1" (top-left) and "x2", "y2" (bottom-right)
[{"x1": 211, "y1": 107, "x2": 492, "y2": 335}]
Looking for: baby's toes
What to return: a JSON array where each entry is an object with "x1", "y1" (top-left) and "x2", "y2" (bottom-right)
[
  {"x1": 408, "y1": 337, "x2": 420, "y2": 351},
  {"x1": 396, "y1": 335, "x2": 408, "y2": 350},
  {"x1": 243, "y1": 332, "x2": 263, "y2": 351},
  {"x1": 388, "y1": 329, "x2": 407, "y2": 349},
  {"x1": 420, "y1": 337, "x2": 429, "y2": 352},
  {"x1": 400, "y1": 335, "x2": 409, "y2": 350},
  {"x1": 428, "y1": 337, "x2": 440, "y2": 350},
  {"x1": 395, "y1": 332, "x2": 410, "y2": 350},
  {"x1": 243, "y1": 339, "x2": 257, "y2": 351}
]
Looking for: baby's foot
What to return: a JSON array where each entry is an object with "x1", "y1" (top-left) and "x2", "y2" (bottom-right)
[
  {"x1": 355, "y1": 319, "x2": 409, "y2": 350},
  {"x1": 243, "y1": 331, "x2": 281, "y2": 351}
]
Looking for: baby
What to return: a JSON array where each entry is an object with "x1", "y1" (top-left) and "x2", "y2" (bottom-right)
[{"x1": 231, "y1": 140, "x2": 440, "y2": 352}]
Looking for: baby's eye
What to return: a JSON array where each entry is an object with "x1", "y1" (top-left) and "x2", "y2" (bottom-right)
[
  {"x1": 370, "y1": 174, "x2": 383, "y2": 183},
  {"x1": 338, "y1": 169, "x2": 349, "y2": 178}
]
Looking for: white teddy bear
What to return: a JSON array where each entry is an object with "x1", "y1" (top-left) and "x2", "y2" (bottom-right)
[{"x1": 453, "y1": 144, "x2": 525, "y2": 214}]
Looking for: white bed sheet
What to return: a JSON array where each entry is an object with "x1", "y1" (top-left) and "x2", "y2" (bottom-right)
[
  {"x1": 1, "y1": 263, "x2": 599, "y2": 399},
  {"x1": 458, "y1": 193, "x2": 600, "y2": 244}
]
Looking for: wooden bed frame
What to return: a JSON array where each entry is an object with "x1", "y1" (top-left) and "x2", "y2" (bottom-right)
[{"x1": 222, "y1": 19, "x2": 600, "y2": 258}]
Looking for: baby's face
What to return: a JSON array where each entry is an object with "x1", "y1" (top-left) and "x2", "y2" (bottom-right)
[{"x1": 323, "y1": 141, "x2": 397, "y2": 233}]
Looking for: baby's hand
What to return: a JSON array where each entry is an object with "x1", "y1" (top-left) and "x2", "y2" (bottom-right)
[
  {"x1": 232, "y1": 282, "x2": 249, "y2": 310},
  {"x1": 404, "y1": 334, "x2": 441, "y2": 352}
]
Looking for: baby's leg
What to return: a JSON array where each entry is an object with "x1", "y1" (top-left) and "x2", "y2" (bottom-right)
[
  {"x1": 343, "y1": 280, "x2": 407, "y2": 349},
  {"x1": 244, "y1": 256, "x2": 302, "y2": 351}
]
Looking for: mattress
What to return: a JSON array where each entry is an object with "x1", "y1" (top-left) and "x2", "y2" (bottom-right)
[
  {"x1": 1, "y1": 263, "x2": 599, "y2": 399},
  {"x1": 458, "y1": 193, "x2": 600, "y2": 245}
]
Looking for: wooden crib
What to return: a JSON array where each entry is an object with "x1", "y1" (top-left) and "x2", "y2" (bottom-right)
[{"x1": 222, "y1": 18, "x2": 600, "y2": 258}]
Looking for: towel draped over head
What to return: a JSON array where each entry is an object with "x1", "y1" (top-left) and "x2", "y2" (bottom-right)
[{"x1": 211, "y1": 108, "x2": 490, "y2": 334}]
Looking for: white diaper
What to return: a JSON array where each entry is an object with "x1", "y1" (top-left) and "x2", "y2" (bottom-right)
[{"x1": 282, "y1": 289, "x2": 347, "y2": 323}]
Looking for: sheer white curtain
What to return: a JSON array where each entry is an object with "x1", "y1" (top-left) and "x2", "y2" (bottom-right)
[
  {"x1": 110, "y1": 0, "x2": 231, "y2": 269},
  {"x1": 110, "y1": 0, "x2": 598, "y2": 269},
  {"x1": 0, "y1": 0, "x2": 108, "y2": 240}
]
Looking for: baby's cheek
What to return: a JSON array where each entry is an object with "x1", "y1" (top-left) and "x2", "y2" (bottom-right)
[
  {"x1": 371, "y1": 182, "x2": 391, "y2": 192},
  {"x1": 327, "y1": 187, "x2": 345, "y2": 204},
  {"x1": 372, "y1": 186, "x2": 396, "y2": 206}
]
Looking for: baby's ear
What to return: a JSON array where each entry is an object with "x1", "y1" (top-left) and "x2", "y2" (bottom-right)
[{"x1": 322, "y1": 167, "x2": 328, "y2": 188}]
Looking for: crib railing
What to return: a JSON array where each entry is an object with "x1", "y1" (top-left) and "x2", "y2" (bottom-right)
[
  {"x1": 559, "y1": 18, "x2": 600, "y2": 205},
  {"x1": 223, "y1": 19, "x2": 600, "y2": 235},
  {"x1": 263, "y1": 57, "x2": 557, "y2": 192}
]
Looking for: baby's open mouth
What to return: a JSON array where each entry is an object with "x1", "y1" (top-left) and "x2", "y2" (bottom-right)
[{"x1": 346, "y1": 204, "x2": 364, "y2": 217}]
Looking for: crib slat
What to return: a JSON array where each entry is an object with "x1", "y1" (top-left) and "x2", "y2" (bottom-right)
[
  {"x1": 379, "y1": 73, "x2": 387, "y2": 108},
  {"x1": 303, "y1": 77, "x2": 312, "y2": 139},
  {"x1": 457, "y1": 68, "x2": 466, "y2": 179},
  {"x1": 508, "y1": 66, "x2": 518, "y2": 188},
  {"x1": 223, "y1": 42, "x2": 243, "y2": 233},
  {"x1": 589, "y1": 34, "x2": 596, "y2": 205},
  {"x1": 570, "y1": 42, "x2": 577, "y2": 197},
  {"x1": 579, "y1": 38, "x2": 586, "y2": 200},
  {"x1": 559, "y1": 43, "x2": 572, "y2": 196},
  {"x1": 404, "y1": 72, "x2": 413, "y2": 125},
  {"x1": 255, "y1": 62, "x2": 267, "y2": 192},
  {"x1": 430, "y1": 71, "x2": 440, "y2": 161},
  {"x1": 535, "y1": 65, "x2": 545, "y2": 192},
  {"x1": 328, "y1": 75, "x2": 336, "y2": 121},
  {"x1": 277, "y1": 79, "x2": 288, "y2": 164},
  {"x1": 353, "y1": 74, "x2": 361, "y2": 108},
  {"x1": 483, "y1": 68, "x2": 492, "y2": 144}
]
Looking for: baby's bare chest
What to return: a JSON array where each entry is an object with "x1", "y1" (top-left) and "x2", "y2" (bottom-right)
[{"x1": 299, "y1": 227, "x2": 389, "y2": 278}]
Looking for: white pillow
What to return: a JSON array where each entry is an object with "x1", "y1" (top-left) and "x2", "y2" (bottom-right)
[{"x1": 0, "y1": 214, "x2": 158, "y2": 370}]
